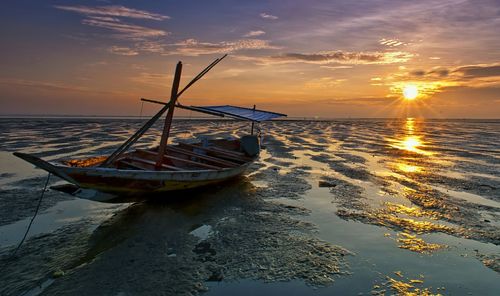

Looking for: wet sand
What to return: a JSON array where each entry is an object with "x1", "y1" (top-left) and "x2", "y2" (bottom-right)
[{"x1": 0, "y1": 118, "x2": 499, "y2": 295}]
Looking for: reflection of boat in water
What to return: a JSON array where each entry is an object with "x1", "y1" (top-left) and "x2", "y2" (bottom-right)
[{"x1": 13, "y1": 55, "x2": 286, "y2": 201}]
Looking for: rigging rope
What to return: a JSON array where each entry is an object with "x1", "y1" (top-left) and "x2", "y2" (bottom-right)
[
  {"x1": 139, "y1": 101, "x2": 144, "y2": 119},
  {"x1": 10, "y1": 173, "x2": 51, "y2": 258}
]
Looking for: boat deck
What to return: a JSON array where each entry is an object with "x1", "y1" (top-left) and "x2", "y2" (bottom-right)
[{"x1": 64, "y1": 139, "x2": 255, "y2": 172}]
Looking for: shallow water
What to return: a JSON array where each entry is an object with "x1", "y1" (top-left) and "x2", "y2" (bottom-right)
[{"x1": 0, "y1": 118, "x2": 499, "y2": 295}]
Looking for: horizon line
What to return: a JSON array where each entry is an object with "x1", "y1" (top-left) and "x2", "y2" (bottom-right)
[{"x1": 1, "y1": 114, "x2": 499, "y2": 121}]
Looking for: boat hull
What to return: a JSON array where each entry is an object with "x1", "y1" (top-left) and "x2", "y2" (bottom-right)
[
  {"x1": 62, "y1": 164, "x2": 251, "y2": 193},
  {"x1": 13, "y1": 152, "x2": 253, "y2": 196}
]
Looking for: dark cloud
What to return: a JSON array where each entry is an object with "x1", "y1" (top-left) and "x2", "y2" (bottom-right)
[
  {"x1": 430, "y1": 69, "x2": 449, "y2": 77},
  {"x1": 410, "y1": 70, "x2": 426, "y2": 76},
  {"x1": 410, "y1": 68, "x2": 449, "y2": 78},
  {"x1": 454, "y1": 64, "x2": 500, "y2": 78}
]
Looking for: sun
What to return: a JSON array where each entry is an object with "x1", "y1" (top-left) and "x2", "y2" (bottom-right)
[{"x1": 402, "y1": 84, "x2": 419, "y2": 100}]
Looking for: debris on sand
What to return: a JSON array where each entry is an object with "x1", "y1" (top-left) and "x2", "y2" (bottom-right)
[
  {"x1": 475, "y1": 252, "x2": 500, "y2": 273},
  {"x1": 253, "y1": 166, "x2": 312, "y2": 200},
  {"x1": 372, "y1": 272, "x2": 443, "y2": 296},
  {"x1": 319, "y1": 180, "x2": 337, "y2": 187},
  {"x1": 396, "y1": 233, "x2": 447, "y2": 254},
  {"x1": 320, "y1": 176, "x2": 367, "y2": 210},
  {"x1": 204, "y1": 199, "x2": 353, "y2": 286},
  {"x1": 337, "y1": 209, "x2": 457, "y2": 235},
  {"x1": 311, "y1": 154, "x2": 372, "y2": 181}
]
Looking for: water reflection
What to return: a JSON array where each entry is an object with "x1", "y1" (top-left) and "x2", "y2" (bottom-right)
[
  {"x1": 388, "y1": 118, "x2": 432, "y2": 160},
  {"x1": 405, "y1": 118, "x2": 415, "y2": 134},
  {"x1": 397, "y1": 163, "x2": 422, "y2": 173}
]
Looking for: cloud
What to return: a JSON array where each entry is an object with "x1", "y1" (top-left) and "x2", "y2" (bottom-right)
[
  {"x1": 0, "y1": 78, "x2": 90, "y2": 92},
  {"x1": 304, "y1": 77, "x2": 347, "y2": 89},
  {"x1": 379, "y1": 38, "x2": 407, "y2": 47},
  {"x1": 87, "y1": 16, "x2": 121, "y2": 22},
  {"x1": 0, "y1": 78, "x2": 128, "y2": 96},
  {"x1": 314, "y1": 96, "x2": 398, "y2": 106},
  {"x1": 408, "y1": 64, "x2": 500, "y2": 80},
  {"x1": 106, "y1": 38, "x2": 279, "y2": 57},
  {"x1": 238, "y1": 50, "x2": 414, "y2": 65},
  {"x1": 55, "y1": 5, "x2": 169, "y2": 40},
  {"x1": 129, "y1": 72, "x2": 172, "y2": 87},
  {"x1": 108, "y1": 46, "x2": 139, "y2": 56},
  {"x1": 260, "y1": 12, "x2": 278, "y2": 20},
  {"x1": 244, "y1": 30, "x2": 266, "y2": 37},
  {"x1": 409, "y1": 67, "x2": 450, "y2": 78},
  {"x1": 320, "y1": 65, "x2": 353, "y2": 70},
  {"x1": 454, "y1": 64, "x2": 500, "y2": 78},
  {"x1": 82, "y1": 18, "x2": 168, "y2": 38},
  {"x1": 164, "y1": 38, "x2": 280, "y2": 56},
  {"x1": 54, "y1": 5, "x2": 169, "y2": 21},
  {"x1": 135, "y1": 41, "x2": 166, "y2": 53},
  {"x1": 410, "y1": 70, "x2": 427, "y2": 76}
]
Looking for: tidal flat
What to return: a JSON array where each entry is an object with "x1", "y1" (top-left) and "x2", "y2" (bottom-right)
[{"x1": 0, "y1": 118, "x2": 499, "y2": 295}]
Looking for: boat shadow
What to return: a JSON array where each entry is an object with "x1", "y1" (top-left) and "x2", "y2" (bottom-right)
[{"x1": 72, "y1": 176, "x2": 256, "y2": 270}]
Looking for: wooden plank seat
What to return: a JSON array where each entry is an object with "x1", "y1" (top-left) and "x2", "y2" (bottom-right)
[
  {"x1": 178, "y1": 143, "x2": 253, "y2": 163},
  {"x1": 166, "y1": 154, "x2": 222, "y2": 170},
  {"x1": 135, "y1": 149, "x2": 222, "y2": 170},
  {"x1": 212, "y1": 146, "x2": 247, "y2": 157},
  {"x1": 166, "y1": 146, "x2": 240, "y2": 168},
  {"x1": 120, "y1": 156, "x2": 183, "y2": 171}
]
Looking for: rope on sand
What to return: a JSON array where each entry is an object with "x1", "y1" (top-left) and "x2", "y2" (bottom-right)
[{"x1": 10, "y1": 173, "x2": 51, "y2": 258}]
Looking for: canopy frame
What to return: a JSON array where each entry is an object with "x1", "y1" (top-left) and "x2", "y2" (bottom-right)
[{"x1": 141, "y1": 98, "x2": 287, "y2": 123}]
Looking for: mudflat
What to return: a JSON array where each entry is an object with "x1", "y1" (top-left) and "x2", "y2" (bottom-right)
[{"x1": 0, "y1": 118, "x2": 499, "y2": 295}]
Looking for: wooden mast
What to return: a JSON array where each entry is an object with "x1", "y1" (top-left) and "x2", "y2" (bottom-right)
[{"x1": 156, "y1": 62, "x2": 182, "y2": 168}]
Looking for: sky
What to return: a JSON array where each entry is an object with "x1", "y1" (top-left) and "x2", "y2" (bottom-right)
[{"x1": 0, "y1": 0, "x2": 499, "y2": 118}]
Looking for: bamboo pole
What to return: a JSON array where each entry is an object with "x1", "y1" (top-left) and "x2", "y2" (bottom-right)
[
  {"x1": 155, "y1": 62, "x2": 182, "y2": 168},
  {"x1": 140, "y1": 98, "x2": 225, "y2": 118}
]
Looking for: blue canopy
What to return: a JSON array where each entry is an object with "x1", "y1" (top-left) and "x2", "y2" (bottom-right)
[{"x1": 189, "y1": 105, "x2": 287, "y2": 122}]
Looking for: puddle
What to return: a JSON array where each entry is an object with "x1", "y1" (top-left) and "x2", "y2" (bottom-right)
[{"x1": 190, "y1": 224, "x2": 213, "y2": 241}]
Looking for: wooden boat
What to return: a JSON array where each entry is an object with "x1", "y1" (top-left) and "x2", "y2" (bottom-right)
[{"x1": 13, "y1": 56, "x2": 286, "y2": 201}]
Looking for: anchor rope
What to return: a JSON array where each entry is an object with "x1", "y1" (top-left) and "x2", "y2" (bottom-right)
[{"x1": 10, "y1": 173, "x2": 51, "y2": 258}]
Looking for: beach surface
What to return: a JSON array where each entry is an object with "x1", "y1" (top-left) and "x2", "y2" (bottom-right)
[{"x1": 0, "y1": 118, "x2": 499, "y2": 295}]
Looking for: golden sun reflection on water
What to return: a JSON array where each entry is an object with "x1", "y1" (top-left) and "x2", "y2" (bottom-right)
[
  {"x1": 389, "y1": 135, "x2": 432, "y2": 156},
  {"x1": 402, "y1": 136, "x2": 421, "y2": 152},
  {"x1": 397, "y1": 163, "x2": 422, "y2": 173},
  {"x1": 387, "y1": 118, "x2": 433, "y2": 156},
  {"x1": 405, "y1": 118, "x2": 415, "y2": 133}
]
